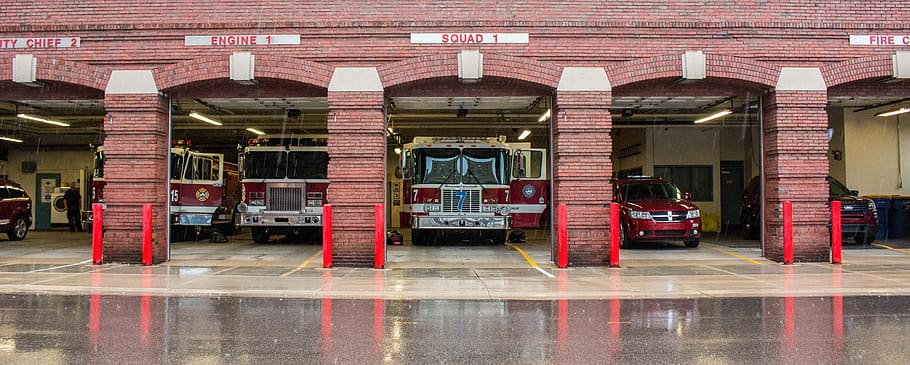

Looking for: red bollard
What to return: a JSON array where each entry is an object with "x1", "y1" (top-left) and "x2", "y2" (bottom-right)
[
  {"x1": 783, "y1": 201, "x2": 793, "y2": 265},
  {"x1": 831, "y1": 200, "x2": 842, "y2": 264},
  {"x1": 557, "y1": 204, "x2": 568, "y2": 268},
  {"x1": 323, "y1": 204, "x2": 333, "y2": 268},
  {"x1": 142, "y1": 204, "x2": 152, "y2": 266},
  {"x1": 610, "y1": 202, "x2": 620, "y2": 268},
  {"x1": 374, "y1": 204, "x2": 384, "y2": 269},
  {"x1": 92, "y1": 203, "x2": 103, "y2": 265}
]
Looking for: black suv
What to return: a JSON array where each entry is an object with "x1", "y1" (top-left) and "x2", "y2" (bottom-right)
[
  {"x1": 0, "y1": 180, "x2": 33, "y2": 240},
  {"x1": 741, "y1": 176, "x2": 878, "y2": 244}
]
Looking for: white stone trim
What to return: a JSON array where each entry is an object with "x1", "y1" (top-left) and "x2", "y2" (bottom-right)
[
  {"x1": 328, "y1": 67, "x2": 383, "y2": 92},
  {"x1": 105, "y1": 70, "x2": 159, "y2": 94},
  {"x1": 556, "y1": 67, "x2": 611, "y2": 92},
  {"x1": 775, "y1": 67, "x2": 826, "y2": 91}
]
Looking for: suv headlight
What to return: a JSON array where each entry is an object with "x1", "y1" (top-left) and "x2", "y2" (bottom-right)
[
  {"x1": 687, "y1": 209, "x2": 700, "y2": 219},
  {"x1": 630, "y1": 211, "x2": 651, "y2": 220}
]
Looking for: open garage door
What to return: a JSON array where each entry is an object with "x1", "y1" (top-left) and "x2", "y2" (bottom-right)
[
  {"x1": 611, "y1": 78, "x2": 764, "y2": 261},
  {"x1": 384, "y1": 84, "x2": 554, "y2": 268},
  {"x1": 0, "y1": 87, "x2": 103, "y2": 261}
]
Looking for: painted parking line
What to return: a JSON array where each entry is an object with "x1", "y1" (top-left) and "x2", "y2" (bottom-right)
[
  {"x1": 505, "y1": 243, "x2": 555, "y2": 278},
  {"x1": 280, "y1": 250, "x2": 323, "y2": 277},
  {"x1": 28, "y1": 259, "x2": 92, "y2": 273},
  {"x1": 708, "y1": 246, "x2": 764, "y2": 265},
  {"x1": 872, "y1": 244, "x2": 910, "y2": 255}
]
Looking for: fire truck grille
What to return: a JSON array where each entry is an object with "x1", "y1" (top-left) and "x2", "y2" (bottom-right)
[
  {"x1": 651, "y1": 211, "x2": 687, "y2": 222},
  {"x1": 442, "y1": 188, "x2": 481, "y2": 213},
  {"x1": 268, "y1": 187, "x2": 303, "y2": 211}
]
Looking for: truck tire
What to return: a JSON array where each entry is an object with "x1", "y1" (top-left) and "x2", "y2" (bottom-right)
[
  {"x1": 489, "y1": 229, "x2": 507, "y2": 245},
  {"x1": 251, "y1": 228, "x2": 270, "y2": 243},
  {"x1": 854, "y1": 232, "x2": 874, "y2": 245}
]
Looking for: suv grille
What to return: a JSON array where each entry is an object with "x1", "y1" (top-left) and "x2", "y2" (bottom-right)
[
  {"x1": 268, "y1": 187, "x2": 303, "y2": 211},
  {"x1": 442, "y1": 187, "x2": 481, "y2": 213},
  {"x1": 839, "y1": 201, "x2": 869, "y2": 219},
  {"x1": 650, "y1": 211, "x2": 687, "y2": 222}
]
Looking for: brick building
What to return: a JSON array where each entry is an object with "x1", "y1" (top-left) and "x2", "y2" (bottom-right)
[{"x1": 1, "y1": 2, "x2": 908, "y2": 266}]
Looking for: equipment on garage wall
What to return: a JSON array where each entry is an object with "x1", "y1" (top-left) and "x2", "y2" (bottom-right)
[{"x1": 34, "y1": 173, "x2": 60, "y2": 231}]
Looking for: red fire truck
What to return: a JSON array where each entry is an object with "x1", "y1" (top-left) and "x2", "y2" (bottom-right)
[
  {"x1": 235, "y1": 135, "x2": 329, "y2": 243},
  {"x1": 86, "y1": 146, "x2": 106, "y2": 231},
  {"x1": 400, "y1": 136, "x2": 548, "y2": 245},
  {"x1": 170, "y1": 142, "x2": 242, "y2": 241}
]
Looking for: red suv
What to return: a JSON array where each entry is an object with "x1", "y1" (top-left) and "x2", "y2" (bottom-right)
[
  {"x1": 0, "y1": 180, "x2": 32, "y2": 240},
  {"x1": 741, "y1": 176, "x2": 878, "y2": 244},
  {"x1": 612, "y1": 176, "x2": 702, "y2": 248}
]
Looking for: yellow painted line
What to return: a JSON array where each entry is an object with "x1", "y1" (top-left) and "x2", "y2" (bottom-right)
[
  {"x1": 709, "y1": 247, "x2": 764, "y2": 265},
  {"x1": 280, "y1": 250, "x2": 323, "y2": 277},
  {"x1": 505, "y1": 243, "x2": 555, "y2": 278},
  {"x1": 872, "y1": 244, "x2": 910, "y2": 255}
]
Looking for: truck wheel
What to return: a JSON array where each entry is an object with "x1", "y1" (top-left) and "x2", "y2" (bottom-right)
[
  {"x1": 251, "y1": 228, "x2": 270, "y2": 243},
  {"x1": 684, "y1": 239, "x2": 700, "y2": 248},
  {"x1": 741, "y1": 213, "x2": 759, "y2": 240},
  {"x1": 854, "y1": 232, "x2": 874, "y2": 245},
  {"x1": 411, "y1": 229, "x2": 427, "y2": 246},
  {"x1": 489, "y1": 229, "x2": 507, "y2": 245},
  {"x1": 6, "y1": 216, "x2": 28, "y2": 241},
  {"x1": 170, "y1": 227, "x2": 186, "y2": 242}
]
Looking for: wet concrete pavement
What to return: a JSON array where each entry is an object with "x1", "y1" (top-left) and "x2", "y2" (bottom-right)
[{"x1": 0, "y1": 294, "x2": 908, "y2": 364}]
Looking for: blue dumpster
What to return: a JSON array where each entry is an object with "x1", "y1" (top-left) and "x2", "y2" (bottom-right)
[
  {"x1": 871, "y1": 198, "x2": 890, "y2": 241},
  {"x1": 888, "y1": 197, "x2": 910, "y2": 239}
]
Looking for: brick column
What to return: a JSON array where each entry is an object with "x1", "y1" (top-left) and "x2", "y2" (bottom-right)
[
  {"x1": 554, "y1": 68, "x2": 613, "y2": 266},
  {"x1": 762, "y1": 68, "x2": 829, "y2": 262},
  {"x1": 326, "y1": 68, "x2": 385, "y2": 267},
  {"x1": 103, "y1": 71, "x2": 168, "y2": 263}
]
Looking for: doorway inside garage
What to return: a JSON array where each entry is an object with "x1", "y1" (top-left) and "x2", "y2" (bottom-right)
[
  {"x1": 0, "y1": 83, "x2": 103, "y2": 262},
  {"x1": 827, "y1": 78, "x2": 910, "y2": 252},
  {"x1": 384, "y1": 77, "x2": 554, "y2": 268},
  {"x1": 164, "y1": 78, "x2": 329, "y2": 265},
  {"x1": 611, "y1": 78, "x2": 764, "y2": 260}
]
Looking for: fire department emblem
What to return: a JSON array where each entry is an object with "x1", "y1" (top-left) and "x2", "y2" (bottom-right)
[
  {"x1": 522, "y1": 184, "x2": 536, "y2": 198},
  {"x1": 195, "y1": 188, "x2": 210, "y2": 202}
]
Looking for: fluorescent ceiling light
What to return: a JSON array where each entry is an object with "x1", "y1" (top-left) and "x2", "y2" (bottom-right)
[
  {"x1": 394, "y1": 147, "x2": 402, "y2": 155},
  {"x1": 875, "y1": 108, "x2": 910, "y2": 117},
  {"x1": 693, "y1": 109, "x2": 732, "y2": 124},
  {"x1": 17, "y1": 113, "x2": 70, "y2": 127},
  {"x1": 189, "y1": 112, "x2": 223, "y2": 126},
  {"x1": 245, "y1": 128, "x2": 265, "y2": 135},
  {"x1": 0, "y1": 136, "x2": 23, "y2": 143},
  {"x1": 537, "y1": 109, "x2": 551, "y2": 122},
  {"x1": 518, "y1": 129, "x2": 531, "y2": 140}
]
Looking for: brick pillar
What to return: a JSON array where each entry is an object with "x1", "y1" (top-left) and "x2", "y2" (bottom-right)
[
  {"x1": 553, "y1": 89, "x2": 613, "y2": 266},
  {"x1": 326, "y1": 68, "x2": 385, "y2": 267},
  {"x1": 762, "y1": 89, "x2": 829, "y2": 262},
  {"x1": 102, "y1": 93, "x2": 169, "y2": 264}
]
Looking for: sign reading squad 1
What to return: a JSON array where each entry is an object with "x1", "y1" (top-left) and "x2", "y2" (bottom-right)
[{"x1": 411, "y1": 33, "x2": 528, "y2": 44}]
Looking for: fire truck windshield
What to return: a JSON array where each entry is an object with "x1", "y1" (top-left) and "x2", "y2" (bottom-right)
[
  {"x1": 414, "y1": 148, "x2": 507, "y2": 185},
  {"x1": 93, "y1": 149, "x2": 104, "y2": 178},
  {"x1": 244, "y1": 151, "x2": 328, "y2": 179},
  {"x1": 170, "y1": 153, "x2": 185, "y2": 180}
]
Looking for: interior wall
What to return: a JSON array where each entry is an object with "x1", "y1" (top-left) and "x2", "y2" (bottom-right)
[
  {"x1": 612, "y1": 128, "x2": 646, "y2": 175},
  {"x1": 843, "y1": 108, "x2": 909, "y2": 195},
  {"x1": 650, "y1": 127, "x2": 721, "y2": 217},
  {"x1": 827, "y1": 107, "x2": 847, "y2": 182},
  {"x1": 5, "y1": 149, "x2": 94, "y2": 225}
]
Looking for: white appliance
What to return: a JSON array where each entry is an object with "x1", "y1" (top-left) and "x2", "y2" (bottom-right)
[{"x1": 51, "y1": 187, "x2": 70, "y2": 225}]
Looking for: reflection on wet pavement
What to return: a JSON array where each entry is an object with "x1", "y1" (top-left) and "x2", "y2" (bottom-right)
[{"x1": 0, "y1": 294, "x2": 907, "y2": 364}]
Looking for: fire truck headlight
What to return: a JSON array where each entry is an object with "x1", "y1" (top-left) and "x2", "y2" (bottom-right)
[
  {"x1": 250, "y1": 199, "x2": 265, "y2": 206},
  {"x1": 482, "y1": 205, "x2": 497, "y2": 213},
  {"x1": 630, "y1": 211, "x2": 652, "y2": 220},
  {"x1": 426, "y1": 204, "x2": 441, "y2": 212},
  {"x1": 686, "y1": 209, "x2": 700, "y2": 219},
  {"x1": 236, "y1": 203, "x2": 248, "y2": 213},
  {"x1": 498, "y1": 206, "x2": 511, "y2": 216}
]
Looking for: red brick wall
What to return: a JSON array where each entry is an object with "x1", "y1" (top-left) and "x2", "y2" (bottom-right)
[
  {"x1": 762, "y1": 91, "x2": 830, "y2": 263},
  {"x1": 102, "y1": 94, "x2": 170, "y2": 264},
  {"x1": 326, "y1": 91, "x2": 385, "y2": 267}
]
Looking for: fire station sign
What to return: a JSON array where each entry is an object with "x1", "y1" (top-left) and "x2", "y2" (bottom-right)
[
  {"x1": 0, "y1": 37, "x2": 80, "y2": 48},
  {"x1": 850, "y1": 35, "x2": 910, "y2": 46},
  {"x1": 411, "y1": 33, "x2": 529, "y2": 44},
  {"x1": 184, "y1": 34, "x2": 301, "y2": 46}
]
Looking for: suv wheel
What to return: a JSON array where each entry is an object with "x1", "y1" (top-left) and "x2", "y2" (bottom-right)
[
  {"x1": 684, "y1": 239, "x2": 700, "y2": 248},
  {"x1": 619, "y1": 224, "x2": 632, "y2": 249},
  {"x1": 741, "y1": 213, "x2": 759, "y2": 240},
  {"x1": 7, "y1": 216, "x2": 28, "y2": 241}
]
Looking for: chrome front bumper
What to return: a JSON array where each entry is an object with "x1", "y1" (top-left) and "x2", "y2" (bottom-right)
[{"x1": 412, "y1": 215, "x2": 509, "y2": 229}]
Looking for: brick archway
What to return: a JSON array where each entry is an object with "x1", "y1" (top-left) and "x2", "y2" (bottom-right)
[
  {"x1": 822, "y1": 54, "x2": 894, "y2": 88},
  {"x1": 607, "y1": 53, "x2": 779, "y2": 88},
  {"x1": 0, "y1": 57, "x2": 108, "y2": 91},
  {"x1": 377, "y1": 53, "x2": 562, "y2": 89},
  {"x1": 154, "y1": 54, "x2": 334, "y2": 90}
]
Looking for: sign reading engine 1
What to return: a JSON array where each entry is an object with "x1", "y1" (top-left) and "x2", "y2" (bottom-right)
[{"x1": 411, "y1": 33, "x2": 529, "y2": 44}]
